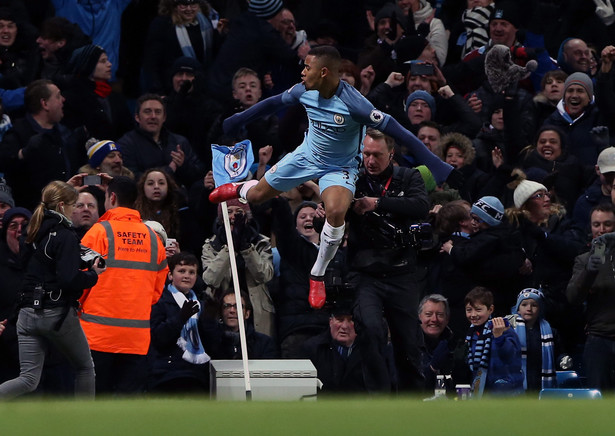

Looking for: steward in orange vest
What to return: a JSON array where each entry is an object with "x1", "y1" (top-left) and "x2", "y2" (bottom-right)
[{"x1": 80, "y1": 206, "x2": 168, "y2": 354}]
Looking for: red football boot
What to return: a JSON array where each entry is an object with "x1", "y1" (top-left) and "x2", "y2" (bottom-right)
[
  {"x1": 209, "y1": 182, "x2": 241, "y2": 203},
  {"x1": 308, "y1": 275, "x2": 326, "y2": 309}
]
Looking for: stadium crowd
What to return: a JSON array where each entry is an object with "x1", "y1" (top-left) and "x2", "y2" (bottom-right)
[{"x1": 1, "y1": 0, "x2": 615, "y2": 398}]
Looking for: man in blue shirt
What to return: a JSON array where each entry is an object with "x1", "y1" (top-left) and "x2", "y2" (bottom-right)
[{"x1": 210, "y1": 45, "x2": 457, "y2": 309}]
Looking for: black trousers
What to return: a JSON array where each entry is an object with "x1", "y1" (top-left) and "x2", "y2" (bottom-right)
[
  {"x1": 350, "y1": 270, "x2": 425, "y2": 392},
  {"x1": 91, "y1": 350, "x2": 147, "y2": 395}
]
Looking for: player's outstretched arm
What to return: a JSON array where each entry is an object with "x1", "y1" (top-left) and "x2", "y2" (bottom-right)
[
  {"x1": 223, "y1": 93, "x2": 289, "y2": 136},
  {"x1": 381, "y1": 116, "x2": 453, "y2": 184}
]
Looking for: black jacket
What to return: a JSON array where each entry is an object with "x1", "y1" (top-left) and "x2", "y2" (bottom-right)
[
  {"x1": 200, "y1": 316, "x2": 278, "y2": 360},
  {"x1": 21, "y1": 211, "x2": 98, "y2": 306},
  {"x1": 269, "y1": 197, "x2": 334, "y2": 342},
  {"x1": 0, "y1": 115, "x2": 87, "y2": 210},
  {"x1": 304, "y1": 330, "x2": 389, "y2": 394},
  {"x1": 207, "y1": 11, "x2": 301, "y2": 103},
  {"x1": 61, "y1": 78, "x2": 133, "y2": 141},
  {"x1": 347, "y1": 165, "x2": 429, "y2": 274},
  {"x1": 448, "y1": 222, "x2": 526, "y2": 314},
  {"x1": 118, "y1": 127, "x2": 206, "y2": 187},
  {"x1": 148, "y1": 287, "x2": 210, "y2": 389}
]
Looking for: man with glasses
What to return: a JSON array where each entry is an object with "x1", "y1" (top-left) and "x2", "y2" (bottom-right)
[{"x1": 202, "y1": 290, "x2": 277, "y2": 360}]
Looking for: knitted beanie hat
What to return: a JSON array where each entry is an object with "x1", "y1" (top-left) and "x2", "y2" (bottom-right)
[
  {"x1": 171, "y1": 56, "x2": 202, "y2": 77},
  {"x1": 490, "y1": 1, "x2": 521, "y2": 28},
  {"x1": 0, "y1": 178, "x2": 14, "y2": 208},
  {"x1": 513, "y1": 179, "x2": 547, "y2": 208},
  {"x1": 248, "y1": 0, "x2": 283, "y2": 19},
  {"x1": 514, "y1": 288, "x2": 545, "y2": 316},
  {"x1": 405, "y1": 90, "x2": 436, "y2": 117},
  {"x1": 87, "y1": 139, "x2": 121, "y2": 168},
  {"x1": 564, "y1": 72, "x2": 594, "y2": 101},
  {"x1": 68, "y1": 44, "x2": 105, "y2": 78},
  {"x1": 471, "y1": 196, "x2": 504, "y2": 227}
]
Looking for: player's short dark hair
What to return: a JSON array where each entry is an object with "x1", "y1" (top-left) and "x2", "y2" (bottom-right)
[{"x1": 308, "y1": 45, "x2": 341, "y2": 70}]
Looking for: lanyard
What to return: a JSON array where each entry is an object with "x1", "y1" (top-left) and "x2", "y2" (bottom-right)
[{"x1": 380, "y1": 175, "x2": 393, "y2": 196}]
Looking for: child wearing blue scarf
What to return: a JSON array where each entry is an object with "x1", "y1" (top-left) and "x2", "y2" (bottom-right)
[
  {"x1": 465, "y1": 287, "x2": 524, "y2": 398},
  {"x1": 512, "y1": 288, "x2": 558, "y2": 392},
  {"x1": 149, "y1": 252, "x2": 210, "y2": 393}
]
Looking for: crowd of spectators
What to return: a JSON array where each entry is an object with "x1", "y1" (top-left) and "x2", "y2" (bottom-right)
[{"x1": 1, "y1": 0, "x2": 615, "y2": 398}]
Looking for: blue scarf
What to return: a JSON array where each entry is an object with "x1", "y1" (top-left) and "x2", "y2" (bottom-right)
[
  {"x1": 466, "y1": 321, "x2": 492, "y2": 398},
  {"x1": 168, "y1": 284, "x2": 210, "y2": 364},
  {"x1": 513, "y1": 316, "x2": 556, "y2": 390},
  {"x1": 175, "y1": 12, "x2": 213, "y2": 62}
]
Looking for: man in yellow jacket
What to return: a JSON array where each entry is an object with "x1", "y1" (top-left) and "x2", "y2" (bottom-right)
[{"x1": 80, "y1": 176, "x2": 168, "y2": 394}]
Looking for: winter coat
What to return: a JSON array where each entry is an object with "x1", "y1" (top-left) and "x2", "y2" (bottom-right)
[
  {"x1": 21, "y1": 211, "x2": 98, "y2": 305},
  {"x1": 269, "y1": 197, "x2": 332, "y2": 342},
  {"x1": 61, "y1": 78, "x2": 133, "y2": 141},
  {"x1": 521, "y1": 148, "x2": 588, "y2": 215},
  {"x1": 201, "y1": 224, "x2": 275, "y2": 337},
  {"x1": 148, "y1": 287, "x2": 210, "y2": 389},
  {"x1": 117, "y1": 127, "x2": 206, "y2": 187}
]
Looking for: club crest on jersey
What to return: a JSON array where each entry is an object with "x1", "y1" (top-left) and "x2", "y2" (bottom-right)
[
  {"x1": 370, "y1": 109, "x2": 384, "y2": 123},
  {"x1": 334, "y1": 114, "x2": 344, "y2": 125}
]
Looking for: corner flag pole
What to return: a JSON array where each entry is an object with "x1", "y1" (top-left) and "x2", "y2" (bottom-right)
[{"x1": 220, "y1": 201, "x2": 252, "y2": 400}]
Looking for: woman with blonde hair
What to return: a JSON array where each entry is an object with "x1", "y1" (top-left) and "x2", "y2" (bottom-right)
[{"x1": 0, "y1": 181, "x2": 105, "y2": 399}]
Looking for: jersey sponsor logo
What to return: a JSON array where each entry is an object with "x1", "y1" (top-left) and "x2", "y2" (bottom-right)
[
  {"x1": 310, "y1": 119, "x2": 346, "y2": 134},
  {"x1": 369, "y1": 109, "x2": 384, "y2": 124},
  {"x1": 334, "y1": 114, "x2": 345, "y2": 125}
]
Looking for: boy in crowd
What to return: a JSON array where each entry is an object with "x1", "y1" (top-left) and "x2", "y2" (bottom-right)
[{"x1": 464, "y1": 287, "x2": 523, "y2": 397}]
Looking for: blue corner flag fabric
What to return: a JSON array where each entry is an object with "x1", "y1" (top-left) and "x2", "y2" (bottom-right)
[{"x1": 211, "y1": 140, "x2": 254, "y2": 188}]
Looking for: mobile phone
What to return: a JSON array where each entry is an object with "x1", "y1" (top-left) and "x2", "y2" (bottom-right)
[
  {"x1": 83, "y1": 175, "x2": 102, "y2": 185},
  {"x1": 166, "y1": 238, "x2": 177, "y2": 248},
  {"x1": 593, "y1": 241, "x2": 606, "y2": 264},
  {"x1": 410, "y1": 62, "x2": 434, "y2": 77}
]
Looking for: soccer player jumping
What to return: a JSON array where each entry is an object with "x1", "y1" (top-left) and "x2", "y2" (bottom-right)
[{"x1": 210, "y1": 46, "x2": 457, "y2": 309}]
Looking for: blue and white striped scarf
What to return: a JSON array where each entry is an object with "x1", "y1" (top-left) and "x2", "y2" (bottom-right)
[
  {"x1": 168, "y1": 284, "x2": 210, "y2": 364},
  {"x1": 513, "y1": 316, "x2": 556, "y2": 390},
  {"x1": 466, "y1": 322, "x2": 492, "y2": 398},
  {"x1": 175, "y1": 12, "x2": 213, "y2": 62}
]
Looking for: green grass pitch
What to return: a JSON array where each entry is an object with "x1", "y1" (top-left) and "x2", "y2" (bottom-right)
[{"x1": 1, "y1": 395, "x2": 614, "y2": 435}]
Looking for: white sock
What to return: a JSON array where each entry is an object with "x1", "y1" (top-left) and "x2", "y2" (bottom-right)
[
  {"x1": 310, "y1": 221, "x2": 344, "y2": 277},
  {"x1": 239, "y1": 179, "x2": 258, "y2": 200}
]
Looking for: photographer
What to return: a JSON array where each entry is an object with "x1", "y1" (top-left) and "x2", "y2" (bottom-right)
[{"x1": 347, "y1": 128, "x2": 430, "y2": 392}]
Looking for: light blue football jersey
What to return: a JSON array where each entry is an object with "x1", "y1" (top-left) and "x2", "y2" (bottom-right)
[{"x1": 281, "y1": 80, "x2": 390, "y2": 167}]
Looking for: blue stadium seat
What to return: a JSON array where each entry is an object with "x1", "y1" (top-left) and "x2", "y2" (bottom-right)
[
  {"x1": 556, "y1": 371, "x2": 585, "y2": 388},
  {"x1": 539, "y1": 388, "x2": 602, "y2": 399}
]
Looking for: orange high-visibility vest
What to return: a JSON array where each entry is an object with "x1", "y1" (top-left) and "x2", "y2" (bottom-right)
[{"x1": 80, "y1": 208, "x2": 168, "y2": 355}]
